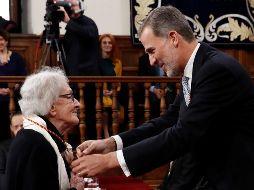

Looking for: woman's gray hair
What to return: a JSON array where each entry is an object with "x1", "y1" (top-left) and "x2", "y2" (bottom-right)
[
  {"x1": 19, "y1": 67, "x2": 69, "y2": 116},
  {"x1": 138, "y1": 5, "x2": 195, "y2": 43}
]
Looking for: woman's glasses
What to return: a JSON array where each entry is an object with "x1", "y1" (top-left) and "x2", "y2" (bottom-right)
[{"x1": 59, "y1": 93, "x2": 75, "y2": 102}]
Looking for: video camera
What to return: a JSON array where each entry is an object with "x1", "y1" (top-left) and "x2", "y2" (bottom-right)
[
  {"x1": 43, "y1": 0, "x2": 72, "y2": 40},
  {"x1": 44, "y1": 0, "x2": 72, "y2": 23}
]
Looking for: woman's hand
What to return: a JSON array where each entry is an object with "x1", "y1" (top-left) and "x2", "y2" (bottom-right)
[
  {"x1": 0, "y1": 88, "x2": 10, "y2": 95},
  {"x1": 76, "y1": 137, "x2": 116, "y2": 158}
]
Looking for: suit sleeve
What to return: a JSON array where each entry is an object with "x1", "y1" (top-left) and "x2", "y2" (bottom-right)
[{"x1": 119, "y1": 94, "x2": 180, "y2": 147}]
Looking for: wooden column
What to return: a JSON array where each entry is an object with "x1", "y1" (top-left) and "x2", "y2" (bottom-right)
[
  {"x1": 8, "y1": 83, "x2": 16, "y2": 118},
  {"x1": 78, "y1": 83, "x2": 86, "y2": 142},
  {"x1": 111, "y1": 83, "x2": 119, "y2": 135},
  {"x1": 160, "y1": 83, "x2": 167, "y2": 115},
  {"x1": 128, "y1": 83, "x2": 135, "y2": 129},
  {"x1": 144, "y1": 83, "x2": 151, "y2": 122},
  {"x1": 95, "y1": 83, "x2": 103, "y2": 139}
]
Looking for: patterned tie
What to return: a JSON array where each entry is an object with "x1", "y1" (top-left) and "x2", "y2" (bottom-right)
[{"x1": 182, "y1": 76, "x2": 191, "y2": 106}]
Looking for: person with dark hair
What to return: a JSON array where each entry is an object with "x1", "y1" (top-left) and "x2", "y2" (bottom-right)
[
  {"x1": 0, "y1": 29, "x2": 27, "y2": 142},
  {"x1": 0, "y1": 16, "x2": 17, "y2": 32},
  {"x1": 71, "y1": 5, "x2": 254, "y2": 190},
  {"x1": 59, "y1": 0, "x2": 101, "y2": 140}
]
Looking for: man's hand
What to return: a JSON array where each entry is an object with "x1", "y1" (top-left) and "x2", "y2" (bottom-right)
[
  {"x1": 58, "y1": 6, "x2": 70, "y2": 23},
  {"x1": 71, "y1": 152, "x2": 122, "y2": 177},
  {"x1": 76, "y1": 137, "x2": 117, "y2": 158}
]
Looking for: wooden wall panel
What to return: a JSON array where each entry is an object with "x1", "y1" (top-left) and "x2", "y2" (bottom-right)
[
  {"x1": 216, "y1": 47, "x2": 254, "y2": 76},
  {"x1": 114, "y1": 36, "x2": 144, "y2": 76},
  {"x1": 243, "y1": 49, "x2": 254, "y2": 76},
  {"x1": 9, "y1": 34, "x2": 39, "y2": 73},
  {"x1": 9, "y1": 34, "x2": 254, "y2": 77}
]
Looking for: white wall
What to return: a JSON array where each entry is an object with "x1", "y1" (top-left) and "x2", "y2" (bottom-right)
[
  {"x1": 1, "y1": 0, "x2": 10, "y2": 20},
  {"x1": 22, "y1": 0, "x2": 131, "y2": 35}
]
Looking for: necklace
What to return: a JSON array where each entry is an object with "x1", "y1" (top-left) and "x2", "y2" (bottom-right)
[{"x1": 25, "y1": 117, "x2": 66, "y2": 147}]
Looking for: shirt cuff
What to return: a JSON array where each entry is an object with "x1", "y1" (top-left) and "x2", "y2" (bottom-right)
[
  {"x1": 116, "y1": 150, "x2": 131, "y2": 177},
  {"x1": 150, "y1": 86, "x2": 155, "y2": 93},
  {"x1": 112, "y1": 135, "x2": 123, "y2": 150}
]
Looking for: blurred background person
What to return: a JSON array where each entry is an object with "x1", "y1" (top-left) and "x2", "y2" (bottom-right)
[
  {"x1": 0, "y1": 16, "x2": 18, "y2": 33},
  {"x1": 59, "y1": 0, "x2": 101, "y2": 140},
  {"x1": 136, "y1": 53, "x2": 176, "y2": 122},
  {"x1": 99, "y1": 33, "x2": 122, "y2": 138},
  {"x1": 0, "y1": 29, "x2": 27, "y2": 142},
  {"x1": 4, "y1": 67, "x2": 82, "y2": 190},
  {"x1": 0, "y1": 112, "x2": 23, "y2": 190},
  {"x1": 9, "y1": 112, "x2": 23, "y2": 138}
]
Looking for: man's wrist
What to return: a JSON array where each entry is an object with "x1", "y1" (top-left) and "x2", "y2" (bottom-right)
[
  {"x1": 104, "y1": 152, "x2": 123, "y2": 175},
  {"x1": 107, "y1": 137, "x2": 117, "y2": 151}
]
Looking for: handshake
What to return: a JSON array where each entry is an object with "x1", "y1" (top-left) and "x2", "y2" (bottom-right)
[{"x1": 70, "y1": 137, "x2": 121, "y2": 178}]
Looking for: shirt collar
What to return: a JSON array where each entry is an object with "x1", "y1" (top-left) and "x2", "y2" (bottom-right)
[{"x1": 183, "y1": 43, "x2": 200, "y2": 79}]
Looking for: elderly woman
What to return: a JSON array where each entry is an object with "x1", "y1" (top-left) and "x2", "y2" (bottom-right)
[{"x1": 4, "y1": 67, "x2": 82, "y2": 190}]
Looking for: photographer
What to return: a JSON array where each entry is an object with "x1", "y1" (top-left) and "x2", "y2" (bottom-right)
[{"x1": 58, "y1": 0, "x2": 101, "y2": 140}]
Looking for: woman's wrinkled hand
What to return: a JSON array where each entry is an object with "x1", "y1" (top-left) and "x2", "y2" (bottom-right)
[{"x1": 76, "y1": 138, "x2": 116, "y2": 158}]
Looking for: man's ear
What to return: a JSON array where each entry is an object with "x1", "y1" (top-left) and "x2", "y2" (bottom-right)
[
  {"x1": 168, "y1": 31, "x2": 178, "y2": 48},
  {"x1": 48, "y1": 105, "x2": 57, "y2": 117}
]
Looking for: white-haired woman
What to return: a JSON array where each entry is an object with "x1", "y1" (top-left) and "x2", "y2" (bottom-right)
[{"x1": 4, "y1": 67, "x2": 82, "y2": 190}]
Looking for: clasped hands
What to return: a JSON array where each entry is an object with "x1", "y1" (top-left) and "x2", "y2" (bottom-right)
[{"x1": 71, "y1": 137, "x2": 121, "y2": 177}]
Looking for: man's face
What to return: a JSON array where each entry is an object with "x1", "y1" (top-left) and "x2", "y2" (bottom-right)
[
  {"x1": 69, "y1": 0, "x2": 81, "y2": 18},
  {"x1": 10, "y1": 114, "x2": 23, "y2": 136},
  {"x1": 139, "y1": 27, "x2": 180, "y2": 77}
]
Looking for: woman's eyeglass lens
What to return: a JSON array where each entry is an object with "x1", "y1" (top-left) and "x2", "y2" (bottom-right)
[{"x1": 59, "y1": 93, "x2": 75, "y2": 102}]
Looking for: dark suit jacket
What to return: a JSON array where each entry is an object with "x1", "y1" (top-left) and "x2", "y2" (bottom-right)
[{"x1": 119, "y1": 43, "x2": 254, "y2": 190}]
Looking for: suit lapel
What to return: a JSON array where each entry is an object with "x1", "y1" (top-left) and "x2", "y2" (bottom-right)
[{"x1": 190, "y1": 43, "x2": 210, "y2": 98}]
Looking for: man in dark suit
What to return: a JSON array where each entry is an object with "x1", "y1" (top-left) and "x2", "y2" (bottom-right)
[{"x1": 72, "y1": 5, "x2": 254, "y2": 190}]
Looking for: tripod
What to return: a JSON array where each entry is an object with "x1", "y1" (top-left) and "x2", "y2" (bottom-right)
[{"x1": 38, "y1": 22, "x2": 67, "y2": 72}]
